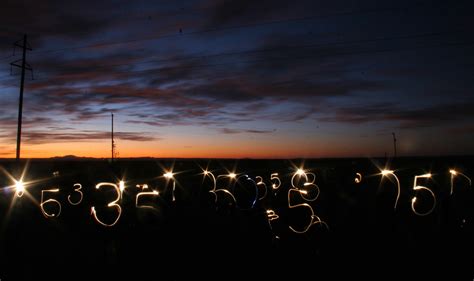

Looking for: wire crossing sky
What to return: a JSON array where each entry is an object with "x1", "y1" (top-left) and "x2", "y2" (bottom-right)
[{"x1": 0, "y1": 0, "x2": 473, "y2": 158}]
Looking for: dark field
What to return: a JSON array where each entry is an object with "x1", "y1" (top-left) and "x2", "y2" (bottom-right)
[{"x1": 0, "y1": 157, "x2": 473, "y2": 280}]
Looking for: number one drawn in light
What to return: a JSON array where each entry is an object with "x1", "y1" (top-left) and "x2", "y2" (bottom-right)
[
  {"x1": 381, "y1": 170, "x2": 400, "y2": 210},
  {"x1": 164, "y1": 171, "x2": 176, "y2": 202},
  {"x1": 449, "y1": 169, "x2": 472, "y2": 195}
]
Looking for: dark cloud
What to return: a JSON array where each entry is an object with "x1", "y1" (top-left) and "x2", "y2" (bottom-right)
[
  {"x1": 22, "y1": 130, "x2": 158, "y2": 144},
  {"x1": 217, "y1": 128, "x2": 276, "y2": 134},
  {"x1": 319, "y1": 101, "x2": 474, "y2": 128}
]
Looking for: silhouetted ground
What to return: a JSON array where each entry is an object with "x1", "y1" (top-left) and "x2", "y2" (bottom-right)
[{"x1": 0, "y1": 157, "x2": 473, "y2": 280}]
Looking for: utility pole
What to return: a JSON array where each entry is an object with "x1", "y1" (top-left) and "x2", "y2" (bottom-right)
[
  {"x1": 10, "y1": 34, "x2": 33, "y2": 161},
  {"x1": 111, "y1": 113, "x2": 115, "y2": 162},
  {"x1": 392, "y1": 132, "x2": 397, "y2": 158}
]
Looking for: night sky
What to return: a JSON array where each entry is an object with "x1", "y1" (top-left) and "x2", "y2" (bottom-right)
[{"x1": 0, "y1": 0, "x2": 473, "y2": 158}]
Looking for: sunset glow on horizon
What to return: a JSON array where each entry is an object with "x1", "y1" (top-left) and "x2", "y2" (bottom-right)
[{"x1": 1, "y1": 0, "x2": 473, "y2": 159}]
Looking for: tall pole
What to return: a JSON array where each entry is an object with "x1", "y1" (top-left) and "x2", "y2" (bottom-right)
[
  {"x1": 111, "y1": 113, "x2": 114, "y2": 161},
  {"x1": 10, "y1": 34, "x2": 32, "y2": 162},
  {"x1": 392, "y1": 132, "x2": 397, "y2": 158}
]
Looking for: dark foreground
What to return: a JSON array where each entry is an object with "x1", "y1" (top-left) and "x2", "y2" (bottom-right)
[{"x1": 0, "y1": 157, "x2": 473, "y2": 280}]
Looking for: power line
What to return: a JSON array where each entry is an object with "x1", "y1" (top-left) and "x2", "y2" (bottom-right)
[
  {"x1": 27, "y1": 4, "x2": 440, "y2": 56},
  {"x1": 27, "y1": 27, "x2": 469, "y2": 72},
  {"x1": 25, "y1": 39, "x2": 474, "y2": 82}
]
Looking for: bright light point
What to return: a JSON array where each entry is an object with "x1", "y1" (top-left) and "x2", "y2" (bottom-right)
[
  {"x1": 119, "y1": 181, "x2": 125, "y2": 192},
  {"x1": 164, "y1": 172, "x2": 174, "y2": 179},
  {"x1": 412, "y1": 197, "x2": 417, "y2": 203},
  {"x1": 203, "y1": 170, "x2": 208, "y2": 175},
  {"x1": 381, "y1": 170, "x2": 393, "y2": 176},
  {"x1": 228, "y1": 173, "x2": 236, "y2": 179},
  {"x1": 296, "y1": 169, "x2": 305, "y2": 176},
  {"x1": 450, "y1": 169, "x2": 457, "y2": 175},
  {"x1": 299, "y1": 190, "x2": 308, "y2": 195},
  {"x1": 426, "y1": 173, "x2": 432, "y2": 178},
  {"x1": 15, "y1": 180, "x2": 25, "y2": 197}
]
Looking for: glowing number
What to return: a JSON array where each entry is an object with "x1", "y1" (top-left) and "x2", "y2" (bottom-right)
[
  {"x1": 287, "y1": 188, "x2": 328, "y2": 234},
  {"x1": 291, "y1": 169, "x2": 319, "y2": 201},
  {"x1": 266, "y1": 209, "x2": 280, "y2": 239},
  {"x1": 255, "y1": 176, "x2": 267, "y2": 200},
  {"x1": 91, "y1": 182, "x2": 122, "y2": 227},
  {"x1": 355, "y1": 173, "x2": 362, "y2": 184},
  {"x1": 411, "y1": 173, "x2": 436, "y2": 216},
  {"x1": 270, "y1": 173, "x2": 281, "y2": 190},
  {"x1": 136, "y1": 184, "x2": 159, "y2": 209},
  {"x1": 68, "y1": 183, "x2": 83, "y2": 205},
  {"x1": 449, "y1": 169, "x2": 471, "y2": 195},
  {"x1": 380, "y1": 170, "x2": 401, "y2": 210},
  {"x1": 203, "y1": 170, "x2": 236, "y2": 204},
  {"x1": 40, "y1": 188, "x2": 62, "y2": 218}
]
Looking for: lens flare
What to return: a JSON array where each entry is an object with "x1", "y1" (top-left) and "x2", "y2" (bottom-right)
[{"x1": 449, "y1": 169, "x2": 472, "y2": 195}]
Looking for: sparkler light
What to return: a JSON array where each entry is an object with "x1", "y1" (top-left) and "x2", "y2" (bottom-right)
[
  {"x1": 163, "y1": 171, "x2": 176, "y2": 202},
  {"x1": 40, "y1": 188, "x2": 61, "y2": 218},
  {"x1": 135, "y1": 184, "x2": 159, "y2": 209},
  {"x1": 291, "y1": 169, "x2": 319, "y2": 201},
  {"x1": 411, "y1": 173, "x2": 436, "y2": 216},
  {"x1": 15, "y1": 180, "x2": 25, "y2": 198},
  {"x1": 270, "y1": 173, "x2": 281, "y2": 190},
  {"x1": 380, "y1": 169, "x2": 401, "y2": 210},
  {"x1": 203, "y1": 170, "x2": 236, "y2": 205},
  {"x1": 287, "y1": 188, "x2": 328, "y2": 234},
  {"x1": 255, "y1": 176, "x2": 268, "y2": 200},
  {"x1": 91, "y1": 182, "x2": 122, "y2": 227},
  {"x1": 67, "y1": 183, "x2": 83, "y2": 205},
  {"x1": 449, "y1": 169, "x2": 472, "y2": 195}
]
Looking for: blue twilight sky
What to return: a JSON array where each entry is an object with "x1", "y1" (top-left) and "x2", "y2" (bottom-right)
[{"x1": 0, "y1": 0, "x2": 473, "y2": 158}]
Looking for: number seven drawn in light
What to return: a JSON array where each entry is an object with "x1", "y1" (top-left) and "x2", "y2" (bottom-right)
[{"x1": 449, "y1": 169, "x2": 471, "y2": 195}]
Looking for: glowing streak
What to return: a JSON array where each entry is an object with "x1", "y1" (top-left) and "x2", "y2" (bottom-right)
[
  {"x1": 67, "y1": 183, "x2": 83, "y2": 205},
  {"x1": 255, "y1": 176, "x2": 268, "y2": 200},
  {"x1": 291, "y1": 169, "x2": 320, "y2": 201},
  {"x1": 15, "y1": 180, "x2": 25, "y2": 198},
  {"x1": 163, "y1": 171, "x2": 176, "y2": 201},
  {"x1": 355, "y1": 173, "x2": 362, "y2": 184},
  {"x1": 91, "y1": 182, "x2": 122, "y2": 227},
  {"x1": 270, "y1": 173, "x2": 281, "y2": 190},
  {"x1": 119, "y1": 180, "x2": 125, "y2": 197},
  {"x1": 380, "y1": 169, "x2": 401, "y2": 210},
  {"x1": 203, "y1": 170, "x2": 236, "y2": 205},
  {"x1": 449, "y1": 169, "x2": 472, "y2": 195},
  {"x1": 287, "y1": 188, "x2": 328, "y2": 234},
  {"x1": 135, "y1": 184, "x2": 159, "y2": 209},
  {"x1": 40, "y1": 188, "x2": 62, "y2": 218},
  {"x1": 411, "y1": 173, "x2": 436, "y2": 216}
]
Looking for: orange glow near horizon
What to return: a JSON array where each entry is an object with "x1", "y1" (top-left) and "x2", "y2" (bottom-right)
[{"x1": 0, "y1": 137, "x2": 391, "y2": 159}]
